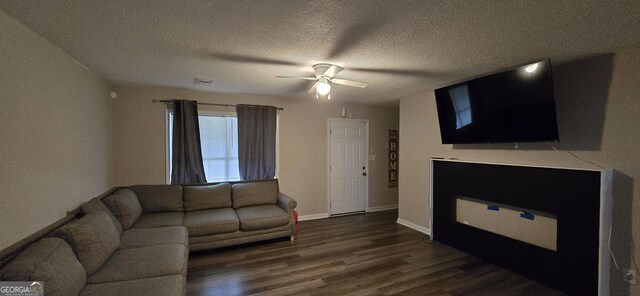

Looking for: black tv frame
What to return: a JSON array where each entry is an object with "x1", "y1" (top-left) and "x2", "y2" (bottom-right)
[{"x1": 434, "y1": 60, "x2": 560, "y2": 144}]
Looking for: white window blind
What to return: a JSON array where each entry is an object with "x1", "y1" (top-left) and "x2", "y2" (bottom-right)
[{"x1": 168, "y1": 113, "x2": 240, "y2": 182}]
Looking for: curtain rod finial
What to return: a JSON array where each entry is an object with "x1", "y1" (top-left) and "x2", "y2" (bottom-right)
[{"x1": 152, "y1": 99, "x2": 159, "y2": 103}]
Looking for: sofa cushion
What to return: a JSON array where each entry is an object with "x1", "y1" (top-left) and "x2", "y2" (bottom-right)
[
  {"x1": 0, "y1": 238, "x2": 86, "y2": 296},
  {"x1": 102, "y1": 191, "x2": 142, "y2": 230},
  {"x1": 235, "y1": 205, "x2": 290, "y2": 231},
  {"x1": 80, "y1": 197, "x2": 123, "y2": 235},
  {"x1": 54, "y1": 212, "x2": 120, "y2": 275},
  {"x1": 131, "y1": 212, "x2": 184, "y2": 229},
  {"x1": 81, "y1": 274, "x2": 184, "y2": 296},
  {"x1": 183, "y1": 183, "x2": 231, "y2": 211},
  {"x1": 232, "y1": 180, "x2": 279, "y2": 208},
  {"x1": 86, "y1": 244, "x2": 187, "y2": 284},
  {"x1": 183, "y1": 208, "x2": 239, "y2": 236},
  {"x1": 119, "y1": 226, "x2": 188, "y2": 249},
  {"x1": 128, "y1": 185, "x2": 183, "y2": 213},
  {"x1": 113, "y1": 188, "x2": 139, "y2": 204}
]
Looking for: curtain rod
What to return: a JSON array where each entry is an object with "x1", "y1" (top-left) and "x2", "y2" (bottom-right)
[{"x1": 151, "y1": 99, "x2": 284, "y2": 111}]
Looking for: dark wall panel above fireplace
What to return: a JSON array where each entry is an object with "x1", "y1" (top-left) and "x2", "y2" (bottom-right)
[{"x1": 431, "y1": 159, "x2": 609, "y2": 295}]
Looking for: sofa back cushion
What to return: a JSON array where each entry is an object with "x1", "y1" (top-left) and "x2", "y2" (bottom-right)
[
  {"x1": 232, "y1": 180, "x2": 279, "y2": 209},
  {"x1": 103, "y1": 189, "x2": 142, "y2": 229},
  {"x1": 81, "y1": 197, "x2": 124, "y2": 235},
  {"x1": 128, "y1": 185, "x2": 183, "y2": 213},
  {"x1": 0, "y1": 238, "x2": 86, "y2": 296},
  {"x1": 184, "y1": 183, "x2": 231, "y2": 211},
  {"x1": 53, "y1": 212, "x2": 120, "y2": 275}
]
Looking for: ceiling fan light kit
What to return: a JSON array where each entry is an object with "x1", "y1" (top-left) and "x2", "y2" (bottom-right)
[
  {"x1": 316, "y1": 80, "x2": 331, "y2": 95},
  {"x1": 315, "y1": 91, "x2": 331, "y2": 100},
  {"x1": 277, "y1": 63, "x2": 368, "y2": 99}
]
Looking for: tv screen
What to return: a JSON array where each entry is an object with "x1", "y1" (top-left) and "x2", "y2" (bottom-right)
[{"x1": 434, "y1": 60, "x2": 559, "y2": 144}]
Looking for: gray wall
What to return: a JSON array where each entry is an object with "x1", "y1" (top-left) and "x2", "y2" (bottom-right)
[
  {"x1": 399, "y1": 45, "x2": 640, "y2": 295},
  {"x1": 0, "y1": 11, "x2": 112, "y2": 250}
]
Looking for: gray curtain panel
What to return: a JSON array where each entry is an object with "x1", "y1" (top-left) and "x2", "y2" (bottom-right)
[
  {"x1": 236, "y1": 104, "x2": 277, "y2": 181},
  {"x1": 171, "y1": 100, "x2": 207, "y2": 184}
]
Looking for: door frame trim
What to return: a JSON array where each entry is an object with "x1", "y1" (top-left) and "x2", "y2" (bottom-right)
[{"x1": 327, "y1": 118, "x2": 370, "y2": 216}]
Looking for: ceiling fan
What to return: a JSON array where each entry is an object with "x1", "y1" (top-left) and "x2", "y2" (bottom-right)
[{"x1": 276, "y1": 63, "x2": 368, "y2": 99}]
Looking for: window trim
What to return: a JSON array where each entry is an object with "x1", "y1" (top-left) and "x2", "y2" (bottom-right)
[{"x1": 165, "y1": 108, "x2": 171, "y2": 184}]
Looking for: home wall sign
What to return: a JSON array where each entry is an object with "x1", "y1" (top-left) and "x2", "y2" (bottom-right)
[{"x1": 389, "y1": 130, "x2": 398, "y2": 187}]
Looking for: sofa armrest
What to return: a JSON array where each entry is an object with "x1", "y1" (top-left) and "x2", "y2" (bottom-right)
[{"x1": 276, "y1": 192, "x2": 297, "y2": 214}]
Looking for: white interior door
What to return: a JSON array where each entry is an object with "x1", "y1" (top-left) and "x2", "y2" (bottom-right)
[{"x1": 329, "y1": 120, "x2": 367, "y2": 215}]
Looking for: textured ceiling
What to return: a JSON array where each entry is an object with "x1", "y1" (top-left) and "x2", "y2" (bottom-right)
[{"x1": 1, "y1": 1, "x2": 639, "y2": 105}]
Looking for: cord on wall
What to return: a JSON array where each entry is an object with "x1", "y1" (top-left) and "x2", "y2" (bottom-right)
[
  {"x1": 609, "y1": 225, "x2": 622, "y2": 272},
  {"x1": 607, "y1": 194, "x2": 623, "y2": 272},
  {"x1": 548, "y1": 144, "x2": 605, "y2": 169},
  {"x1": 428, "y1": 184, "x2": 433, "y2": 235},
  {"x1": 428, "y1": 158, "x2": 435, "y2": 240},
  {"x1": 555, "y1": 151, "x2": 627, "y2": 275},
  {"x1": 543, "y1": 146, "x2": 627, "y2": 275}
]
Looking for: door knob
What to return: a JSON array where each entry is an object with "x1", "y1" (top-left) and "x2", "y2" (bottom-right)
[{"x1": 362, "y1": 172, "x2": 367, "y2": 176}]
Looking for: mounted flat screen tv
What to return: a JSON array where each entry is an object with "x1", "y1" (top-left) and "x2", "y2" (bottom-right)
[{"x1": 434, "y1": 60, "x2": 559, "y2": 144}]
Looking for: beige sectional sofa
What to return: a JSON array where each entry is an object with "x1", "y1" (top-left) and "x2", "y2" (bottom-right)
[
  {"x1": 0, "y1": 212, "x2": 189, "y2": 296},
  {"x1": 0, "y1": 179, "x2": 296, "y2": 296},
  {"x1": 125, "y1": 179, "x2": 298, "y2": 251}
]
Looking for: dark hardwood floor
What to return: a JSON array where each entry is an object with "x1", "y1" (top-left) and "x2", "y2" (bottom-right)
[{"x1": 187, "y1": 210, "x2": 564, "y2": 296}]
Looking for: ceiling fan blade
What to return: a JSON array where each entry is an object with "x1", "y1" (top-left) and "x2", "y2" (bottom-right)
[
  {"x1": 212, "y1": 53, "x2": 298, "y2": 66},
  {"x1": 323, "y1": 65, "x2": 345, "y2": 78},
  {"x1": 308, "y1": 82, "x2": 319, "y2": 94},
  {"x1": 276, "y1": 76, "x2": 317, "y2": 80},
  {"x1": 330, "y1": 78, "x2": 368, "y2": 88},
  {"x1": 328, "y1": 18, "x2": 385, "y2": 59}
]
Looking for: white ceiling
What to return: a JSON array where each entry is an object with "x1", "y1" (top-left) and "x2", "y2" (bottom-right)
[{"x1": 1, "y1": 1, "x2": 639, "y2": 105}]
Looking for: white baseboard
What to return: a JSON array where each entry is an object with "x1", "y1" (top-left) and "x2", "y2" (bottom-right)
[
  {"x1": 298, "y1": 206, "x2": 399, "y2": 221},
  {"x1": 298, "y1": 213, "x2": 330, "y2": 221},
  {"x1": 397, "y1": 218, "x2": 432, "y2": 235},
  {"x1": 368, "y1": 204, "x2": 399, "y2": 212}
]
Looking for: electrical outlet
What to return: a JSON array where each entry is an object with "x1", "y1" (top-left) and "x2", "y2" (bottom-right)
[{"x1": 623, "y1": 269, "x2": 637, "y2": 285}]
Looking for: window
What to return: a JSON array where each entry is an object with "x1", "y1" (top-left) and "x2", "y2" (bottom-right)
[{"x1": 168, "y1": 113, "x2": 241, "y2": 182}]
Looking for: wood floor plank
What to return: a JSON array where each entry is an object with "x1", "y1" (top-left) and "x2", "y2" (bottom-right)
[{"x1": 187, "y1": 210, "x2": 565, "y2": 296}]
